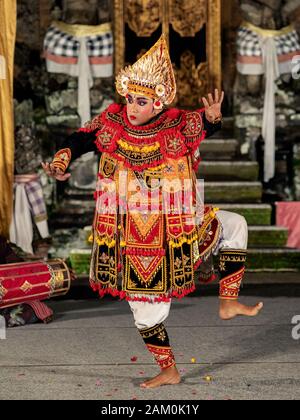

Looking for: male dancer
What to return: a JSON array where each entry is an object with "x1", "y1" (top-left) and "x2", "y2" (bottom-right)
[{"x1": 42, "y1": 35, "x2": 263, "y2": 388}]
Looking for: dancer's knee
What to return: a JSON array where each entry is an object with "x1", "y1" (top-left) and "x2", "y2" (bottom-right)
[
  {"x1": 217, "y1": 210, "x2": 248, "y2": 250},
  {"x1": 235, "y1": 213, "x2": 248, "y2": 233},
  {"x1": 129, "y1": 300, "x2": 171, "y2": 330}
]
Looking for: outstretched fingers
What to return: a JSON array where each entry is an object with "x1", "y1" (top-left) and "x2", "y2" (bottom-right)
[
  {"x1": 207, "y1": 93, "x2": 214, "y2": 106},
  {"x1": 219, "y1": 90, "x2": 225, "y2": 105},
  {"x1": 203, "y1": 90, "x2": 225, "y2": 103},
  {"x1": 202, "y1": 96, "x2": 210, "y2": 109},
  {"x1": 215, "y1": 88, "x2": 219, "y2": 103},
  {"x1": 41, "y1": 162, "x2": 70, "y2": 181},
  {"x1": 57, "y1": 173, "x2": 71, "y2": 181},
  {"x1": 202, "y1": 90, "x2": 225, "y2": 108},
  {"x1": 41, "y1": 162, "x2": 53, "y2": 176}
]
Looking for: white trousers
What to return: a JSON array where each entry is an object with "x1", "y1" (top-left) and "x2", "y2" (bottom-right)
[
  {"x1": 214, "y1": 210, "x2": 248, "y2": 252},
  {"x1": 129, "y1": 210, "x2": 248, "y2": 330}
]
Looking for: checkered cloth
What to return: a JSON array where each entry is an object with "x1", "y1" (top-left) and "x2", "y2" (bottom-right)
[
  {"x1": 236, "y1": 23, "x2": 300, "y2": 183},
  {"x1": 237, "y1": 25, "x2": 300, "y2": 58},
  {"x1": 43, "y1": 22, "x2": 113, "y2": 125},
  {"x1": 24, "y1": 181, "x2": 47, "y2": 223},
  {"x1": 44, "y1": 24, "x2": 113, "y2": 59}
]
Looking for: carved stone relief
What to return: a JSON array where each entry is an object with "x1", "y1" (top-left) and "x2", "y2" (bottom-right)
[
  {"x1": 125, "y1": 0, "x2": 161, "y2": 37},
  {"x1": 174, "y1": 51, "x2": 209, "y2": 107},
  {"x1": 169, "y1": 0, "x2": 207, "y2": 37}
]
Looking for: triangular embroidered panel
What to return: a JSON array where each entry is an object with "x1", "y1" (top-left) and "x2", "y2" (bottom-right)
[{"x1": 129, "y1": 255, "x2": 164, "y2": 284}]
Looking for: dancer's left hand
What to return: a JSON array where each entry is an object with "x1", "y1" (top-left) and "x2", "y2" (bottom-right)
[{"x1": 202, "y1": 89, "x2": 224, "y2": 123}]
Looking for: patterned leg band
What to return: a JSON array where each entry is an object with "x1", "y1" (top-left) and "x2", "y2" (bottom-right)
[
  {"x1": 139, "y1": 323, "x2": 176, "y2": 370},
  {"x1": 219, "y1": 249, "x2": 247, "y2": 300}
]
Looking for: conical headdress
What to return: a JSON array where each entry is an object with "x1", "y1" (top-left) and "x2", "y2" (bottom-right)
[{"x1": 116, "y1": 35, "x2": 176, "y2": 105}]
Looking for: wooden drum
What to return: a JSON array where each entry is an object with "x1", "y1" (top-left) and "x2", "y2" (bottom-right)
[{"x1": 0, "y1": 259, "x2": 71, "y2": 309}]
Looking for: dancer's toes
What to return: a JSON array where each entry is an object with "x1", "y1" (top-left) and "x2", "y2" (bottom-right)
[
  {"x1": 219, "y1": 300, "x2": 263, "y2": 320},
  {"x1": 140, "y1": 366, "x2": 181, "y2": 389}
]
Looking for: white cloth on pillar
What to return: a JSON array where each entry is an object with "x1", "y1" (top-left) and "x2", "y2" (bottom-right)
[
  {"x1": 35, "y1": 220, "x2": 50, "y2": 240},
  {"x1": 76, "y1": 37, "x2": 94, "y2": 164},
  {"x1": 9, "y1": 175, "x2": 50, "y2": 254},
  {"x1": 78, "y1": 37, "x2": 93, "y2": 126},
  {"x1": 260, "y1": 36, "x2": 280, "y2": 182},
  {"x1": 43, "y1": 21, "x2": 113, "y2": 126},
  {"x1": 16, "y1": 175, "x2": 49, "y2": 239},
  {"x1": 9, "y1": 183, "x2": 33, "y2": 254},
  {"x1": 237, "y1": 21, "x2": 300, "y2": 182}
]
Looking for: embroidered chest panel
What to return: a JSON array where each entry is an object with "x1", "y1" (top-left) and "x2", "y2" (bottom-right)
[{"x1": 94, "y1": 108, "x2": 193, "y2": 170}]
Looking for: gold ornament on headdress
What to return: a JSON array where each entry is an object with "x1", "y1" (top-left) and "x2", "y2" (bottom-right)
[{"x1": 116, "y1": 35, "x2": 177, "y2": 105}]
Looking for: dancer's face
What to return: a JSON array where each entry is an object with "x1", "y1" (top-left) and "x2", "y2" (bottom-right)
[{"x1": 126, "y1": 93, "x2": 157, "y2": 126}]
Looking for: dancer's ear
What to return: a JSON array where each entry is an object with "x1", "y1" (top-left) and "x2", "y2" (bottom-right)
[{"x1": 153, "y1": 100, "x2": 163, "y2": 115}]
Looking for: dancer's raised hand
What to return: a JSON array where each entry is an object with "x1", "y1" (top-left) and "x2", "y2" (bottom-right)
[{"x1": 202, "y1": 89, "x2": 224, "y2": 123}]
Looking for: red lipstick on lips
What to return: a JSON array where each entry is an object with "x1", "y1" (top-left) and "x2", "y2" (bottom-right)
[{"x1": 130, "y1": 115, "x2": 137, "y2": 120}]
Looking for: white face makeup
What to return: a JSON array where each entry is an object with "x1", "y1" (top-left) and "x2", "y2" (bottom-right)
[{"x1": 125, "y1": 93, "x2": 158, "y2": 126}]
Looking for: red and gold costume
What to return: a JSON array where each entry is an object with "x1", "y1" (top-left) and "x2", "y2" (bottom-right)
[
  {"x1": 53, "y1": 101, "x2": 222, "y2": 302},
  {"x1": 52, "y1": 35, "x2": 248, "y2": 373}
]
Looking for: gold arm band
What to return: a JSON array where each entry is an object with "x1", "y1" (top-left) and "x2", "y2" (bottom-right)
[{"x1": 52, "y1": 148, "x2": 72, "y2": 172}]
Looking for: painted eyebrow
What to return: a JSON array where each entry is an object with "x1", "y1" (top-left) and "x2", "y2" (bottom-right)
[{"x1": 127, "y1": 94, "x2": 149, "y2": 101}]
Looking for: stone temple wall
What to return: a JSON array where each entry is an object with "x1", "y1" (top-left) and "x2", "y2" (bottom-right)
[
  {"x1": 229, "y1": 0, "x2": 300, "y2": 201},
  {"x1": 14, "y1": 0, "x2": 300, "y2": 205},
  {"x1": 14, "y1": 0, "x2": 114, "y2": 213}
]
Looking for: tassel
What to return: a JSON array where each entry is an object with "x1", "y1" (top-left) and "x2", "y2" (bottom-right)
[
  {"x1": 89, "y1": 283, "x2": 196, "y2": 303},
  {"x1": 192, "y1": 157, "x2": 202, "y2": 172},
  {"x1": 117, "y1": 139, "x2": 160, "y2": 153},
  {"x1": 200, "y1": 273, "x2": 217, "y2": 285},
  {"x1": 169, "y1": 233, "x2": 198, "y2": 248},
  {"x1": 95, "y1": 236, "x2": 116, "y2": 248},
  {"x1": 78, "y1": 127, "x2": 94, "y2": 133},
  {"x1": 124, "y1": 248, "x2": 165, "y2": 257},
  {"x1": 193, "y1": 258, "x2": 203, "y2": 271}
]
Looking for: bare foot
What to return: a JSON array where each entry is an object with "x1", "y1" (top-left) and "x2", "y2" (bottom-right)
[
  {"x1": 140, "y1": 365, "x2": 181, "y2": 389},
  {"x1": 219, "y1": 299, "x2": 263, "y2": 320}
]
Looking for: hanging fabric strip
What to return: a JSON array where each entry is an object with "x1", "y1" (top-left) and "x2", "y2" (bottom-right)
[
  {"x1": 237, "y1": 21, "x2": 300, "y2": 182},
  {"x1": 78, "y1": 37, "x2": 93, "y2": 125},
  {"x1": 43, "y1": 21, "x2": 113, "y2": 126},
  {"x1": 260, "y1": 36, "x2": 279, "y2": 182}
]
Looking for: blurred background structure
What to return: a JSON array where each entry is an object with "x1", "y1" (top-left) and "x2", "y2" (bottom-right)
[{"x1": 1, "y1": 0, "x2": 300, "y2": 280}]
